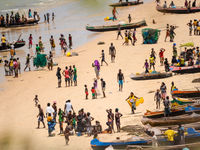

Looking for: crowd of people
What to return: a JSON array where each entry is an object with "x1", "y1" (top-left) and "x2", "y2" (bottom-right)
[{"x1": 161, "y1": 0, "x2": 196, "y2": 8}]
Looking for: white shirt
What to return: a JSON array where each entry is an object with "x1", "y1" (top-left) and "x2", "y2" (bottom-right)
[
  {"x1": 46, "y1": 106, "x2": 55, "y2": 117},
  {"x1": 65, "y1": 102, "x2": 72, "y2": 114}
]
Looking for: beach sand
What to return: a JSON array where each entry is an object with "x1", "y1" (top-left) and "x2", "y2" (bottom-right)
[{"x1": 0, "y1": 0, "x2": 200, "y2": 149}]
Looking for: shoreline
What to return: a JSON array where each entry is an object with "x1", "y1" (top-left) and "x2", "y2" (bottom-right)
[{"x1": 0, "y1": 0, "x2": 200, "y2": 150}]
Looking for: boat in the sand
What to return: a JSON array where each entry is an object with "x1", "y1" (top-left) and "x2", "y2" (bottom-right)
[
  {"x1": 90, "y1": 138, "x2": 151, "y2": 150},
  {"x1": 141, "y1": 113, "x2": 200, "y2": 127},
  {"x1": 170, "y1": 65, "x2": 200, "y2": 74},
  {"x1": 130, "y1": 72, "x2": 172, "y2": 80},
  {"x1": 0, "y1": 18, "x2": 39, "y2": 28},
  {"x1": 109, "y1": 1, "x2": 143, "y2": 7},
  {"x1": 156, "y1": 5, "x2": 200, "y2": 14},
  {"x1": 171, "y1": 90, "x2": 200, "y2": 99},
  {"x1": 0, "y1": 40, "x2": 25, "y2": 51},
  {"x1": 86, "y1": 20, "x2": 147, "y2": 32}
]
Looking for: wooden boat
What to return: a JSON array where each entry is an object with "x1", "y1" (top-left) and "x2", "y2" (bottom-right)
[
  {"x1": 109, "y1": 1, "x2": 143, "y2": 7},
  {"x1": 156, "y1": 5, "x2": 200, "y2": 14},
  {"x1": 130, "y1": 72, "x2": 172, "y2": 80},
  {"x1": 0, "y1": 40, "x2": 25, "y2": 51},
  {"x1": 90, "y1": 138, "x2": 151, "y2": 150},
  {"x1": 86, "y1": 20, "x2": 147, "y2": 32},
  {"x1": 141, "y1": 113, "x2": 200, "y2": 127},
  {"x1": 171, "y1": 65, "x2": 200, "y2": 74},
  {"x1": 0, "y1": 19, "x2": 39, "y2": 28},
  {"x1": 171, "y1": 90, "x2": 200, "y2": 99}
]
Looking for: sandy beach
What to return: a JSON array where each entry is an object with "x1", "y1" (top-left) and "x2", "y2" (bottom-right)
[{"x1": 0, "y1": 0, "x2": 200, "y2": 149}]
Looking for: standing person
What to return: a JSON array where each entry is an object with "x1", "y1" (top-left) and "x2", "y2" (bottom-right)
[
  {"x1": 159, "y1": 48, "x2": 165, "y2": 66},
  {"x1": 126, "y1": 92, "x2": 138, "y2": 114},
  {"x1": 164, "y1": 127, "x2": 176, "y2": 145},
  {"x1": 117, "y1": 69, "x2": 124, "y2": 91},
  {"x1": 106, "y1": 109, "x2": 115, "y2": 133},
  {"x1": 128, "y1": 14, "x2": 131, "y2": 23},
  {"x1": 132, "y1": 28, "x2": 137, "y2": 45},
  {"x1": 164, "y1": 96, "x2": 170, "y2": 117},
  {"x1": 185, "y1": 0, "x2": 188, "y2": 7},
  {"x1": 68, "y1": 34, "x2": 72, "y2": 49},
  {"x1": 85, "y1": 85, "x2": 89, "y2": 99},
  {"x1": 24, "y1": 54, "x2": 31, "y2": 71},
  {"x1": 4, "y1": 60, "x2": 9, "y2": 76},
  {"x1": 37, "y1": 104, "x2": 46, "y2": 128},
  {"x1": 64, "y1": 100, "x2": 74, "y2": 116},
  {"x1": 109, "y1": 43, "x2": 116, "y2": 63},
  {"x1": 165, "y1": 24, "x2": 170, "y2": 42},
  {"x1": 93, "y1": 60, "x2": 100, "y2": 79},
  {"x1": 33, "y1": 95, "x2": 39, "y2": 107},
  {"x1": 1, "y1": 34, "x2": 6, "y2": 49},
  {"x1": 47, "y1": 13, "x2": 50, "y2": 23},
  {"x1": 73, "y1": 65, "x2": 77, "y2": 86},
  {"x1": 86, "y1": 112, "x2": 94, "y2": 136},
  {"x1": 178, "y1": 125, "x2": 185, "y2": 144},
  {"x1": 52, "y1": 12, "x2": 55, "y2": 21},
  {"x1": 38, "y1": 36, "x2": 44, "y2": 51},
  {"x1": 64, "y1": 125, "x2": 70, "y2": 145},
  {"x1": 47, "y1": 51, "x2": 53, "y2": 71},
  {"x1": 9, "y1": 59, "x2": 14, "y2": 76},
  {"x1": 169, "y1": 26, "x2": 176, "y2": 42},
  {"x1": 28, "y1": 9, "x2": 32, "y2": 18},
  {"x1": 115, "y1": 108, "x2": 123, "y2": 132},
  {"x1": 50, "y1": 35, "x2": 55, "y2": 51},
  {"x1": 144, "y1": 59, "x2": 149, "y2": 73},
  {"x1": 100, "y1": 50, "x2": 108, "y2": 66},
  {"x1": 13, "y1": 59, "x2": 19, "y2": 78},
  {"x1": 173, "y1": 43, "x2": 177, "y2": 58},
  {"x1": 52, "y1": 101, "x2": 57, "y2": 121},
  {"x1": 187, "y1": 20, "x2": 193, "y2": 36},
  {"x1": 149, "y1": 55, "x2": 155, "y2": 71},
  {"x1": 164, "y1": 58, "x2": 170, "y2": 72},
  {"x1": 29, "y1": 34, "x2": 33, "y2": 49},
  {"x1": 91, "y1": 87, "x2": 96, "y2": 99},
  {"x1": 117, "y1": 25, "x2": 123, "y2": 39},
  {"x1": 44, "y1": 14, "x2": 46, "y2": 22},
  {"x1": 56, "y1": 67, "x2": 62, "y2": 88},
  {"x1": 154, "y1": 89, "x2": 161, "y2": 109},
  {"x1": 160, "y1": 82, "x2": 167, "y2": 100},
  {"x1": 100, "y1": 78, "x2": 106, "y2": 98},
  {"x1": 62, "y1": 66, "x2": 70, "y2": 87},
  {"x1": 112, "y1": 7, "x2": 118, "y2": 20},
  {"x1": 16, "y1": 58, "x2": 21, "y2": 74},
  {"x1": 69, "y1": 66, "x2": 73, "y2": 86},
  {"x1": 58, "y1": 108, "x2": 64, "y2": 134},
  {"x1": 192, "y1": 0, "x2": 196, "y2": 7},
  {"x1": 46, "y1": 103, "x2": 55, "y2": 117},
  {"x1": 128, "y1": 30, "x2": 132, "y2": 44}
]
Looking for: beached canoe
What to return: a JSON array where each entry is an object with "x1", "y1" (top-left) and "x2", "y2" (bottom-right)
[
  {"x1": 171, "y1": 90, "x2": 200, "y2": 99},
  {"x1": 141, "y1": 113, "x2": 200, "y2": 127},
  {"x1": 0, "y1": 40, "x2": 25, "y2": 51},
  {"x1": 86, "y1": 20, "x2": 147, "y2": 32},
  {"x1": 156, "y1": 5, "x2": 200, "y2": 14},
  {"x1": 90, "y1": 138, "x2": 151, "y2": 150},
  {"x1": 109, "y1": 1, "x2": 143, "y2": 7},
  {"x1": 0, "y1": 19, "x2": 39, "y2": 28},
  {"x1": 171, "y1": 65, "x2": 200, "y2": 74},
  {"x1": 130, "y1": 72, "x2": 172, "y2": 80}
]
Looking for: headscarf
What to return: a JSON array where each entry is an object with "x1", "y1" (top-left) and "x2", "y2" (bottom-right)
[{"x1": 94, "y1": 60, "x2": 100, "y2": 71}]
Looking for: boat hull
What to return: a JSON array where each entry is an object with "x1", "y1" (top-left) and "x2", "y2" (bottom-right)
[
  {"x1": 171, "y1": 90, "x2": 200, "y2": 98},
  {"x1": 156, "y1": 5, "x2": 200, "y2": 14},
  {"x1": 130, "y1": 72, "x2": 172, "y2": 80},
  {"x1": 0, "y1": 41, "x2": 26, "y2": 51},
  {"x1": 0, "y1": 19, "x2": 39, "y2": 28},
  {"x1": 109, "y1": 1, "x2": 143, "y2": 7}
]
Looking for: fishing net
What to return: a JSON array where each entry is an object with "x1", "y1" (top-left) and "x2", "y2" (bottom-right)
[
  {"x1": 142, "y1": 28, "x2": 160, "y2": 44},
  {"x1": 33, "y1": 53, "x2": 47, "y2": 68}
]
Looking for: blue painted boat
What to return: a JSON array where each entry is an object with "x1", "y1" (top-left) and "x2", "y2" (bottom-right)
[
  {"x1": 185, "y1": 106, "x2": 200, "y2": 113},
  {"x1": 90, "y1": 138, "x2": 151, "y2": 150}
]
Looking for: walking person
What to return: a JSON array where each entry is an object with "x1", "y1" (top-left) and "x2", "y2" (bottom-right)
[
  {"x1": 165, "y1": 24, "x2": 170, "y2": 42},
  {"x1": 115, "y1": 108, "x2": 122, "y2": 132},
  {"x1": 100, "y1": 78, "x2": 106, "y2": 98},
  {"x1": 126, "y1": 92, "x2": 138, "y2": 114},
  {"x1": 37, "y1": 104, "x2": 46, "y2": 128},
  {"x1": 117, "y1": 69, "x2": 124, "y2": 91},
  {"x1": 33, "y1": 95, "x2": 39, "y2": 107},
  {"x1": 29, "y1": 34, "x2": 33, "y2": 49},
  {"x1": 52, "y1": 12, "x2": 55, "y2": 22},
  {"x1": 109, "y1": 43, "x2": 116, "y2": 63},
  {"x1": 24, "y1": 54, "x2": 31, "y2": 71},
  {"x1": 132, "y1": 28, "x2": 137, "y2": 45},
  {"x1": 100, "y1": 50, "x2": 108, "y2": 66},
  {"x1": 47, "y1": 13, "x2": 50, "y2": 23},
  {"x1": 56, "y1": 67, "x2": 62, "y2": 88},
  {"x1": 154, "y1": 89, "x2": 161, "y2": 109},
  {"x1": 117, "y1": 25, "x2": 123, "y2": 39}
]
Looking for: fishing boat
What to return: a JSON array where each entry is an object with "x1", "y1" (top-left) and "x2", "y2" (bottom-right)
[
  {"x1": 171, "y1": 65, "x2": 200, "y2": 74},
  {"x1": 0, "y1": 18, "x2": 39, "y2": 28},
  {"x1": 141, "y1": 113, "x2": 200, "y2": 127},
  {"x1": 0, "y1": 40, "x2": 25, "y2": 51},
  {"x1": 156, "y1": 5, "x2": 200, "y2": 14},
  {"x1": 171, "y1": 89, "x2": 200, "y2": 99},
  {"x1": 130, "y1": 72, "x2": 172, "y2": 80},
  {"x1": 90, "y1": 138, "x2": 151, "y2": 150},
  {"x1": 109, "y1": 1, "x2": 143, "y2": 7},
  {"x1": 86, "y1": 20, "x2": 147, "y2": 32}
]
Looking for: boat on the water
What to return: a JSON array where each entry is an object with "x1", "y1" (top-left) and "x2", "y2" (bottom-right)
[
  {"x1": 0, "y1": 18, "x2": 39, "y2": 28},
  {"x1": 171, "y1": 89, "x2": 200, "y2": 99},
  {"x1": 130, "y1": 72, "x2": 172, "y2": 80},
  {"x1": 156, "y1": 5, "x2": 200, "y2": 14},
  {"x1": 90, "y1": 138, "x2": 151, "y2": 150},
  {"x1": 86, "y1": 20, "x2": 147, "y2": 32},
  {"x1": 170, "y1": 65, "x2": 200, "y2": 74},
  {"x1": 109, "y1": 1, "x2": 143, "y2": 7},
  {"x1": 141, "y1": 113, "x2": 200, "y2": 127},
  {"x1": 0, "y1": 40, "x2": 25, "y2": 51}
]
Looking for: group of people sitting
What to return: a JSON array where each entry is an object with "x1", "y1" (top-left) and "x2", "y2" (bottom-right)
[
  {"x1": 0, "y1": 9, "x2": 39, "y2": 26},
  {"x1": 162, "y1": 0, "x2": 196, "y2": 8}
]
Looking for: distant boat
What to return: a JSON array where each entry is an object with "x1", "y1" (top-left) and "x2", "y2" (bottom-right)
[
  {"x1": 109, "y1": 1, "x2": 143, "y2": 7},
  {"x1": 171, "y1": 65, "x2": 200, "y2": 74},
  {"x1": 86, "y1": 20, "x2": 147, "y2": 32},
  {"x1": 0, "y1": 40, "x2": 25, "y2": 52},
  {"x1": 130, "y1": 72, "x2": 172, "y2": 80},
  {"x1": 156, "y1": 5, "x2": 200, "y2": 14}
]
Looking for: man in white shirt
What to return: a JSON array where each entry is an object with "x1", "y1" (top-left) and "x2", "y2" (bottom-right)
[
  {"x1": 46, "y1": 103, "x2": 55, "y2": 117},
  {"x1": 64, "y1": 100, "x2": 74, "y2": 116}
]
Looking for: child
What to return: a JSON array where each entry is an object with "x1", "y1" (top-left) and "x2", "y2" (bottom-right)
[
  {"x1": 33, "y1": 95, "x2": 39, "y2": 107},
  {"x1": 85, "y1": 85, "x2": 89, "y2": 100},
  {"x1": 64, "y1": 125, "x2": 70, "y2": 145},
  {"x1": 58, "y1": 108, "x2": 64, "y2": 134},
  {"x1": 91, "y1": 87, "x2": 96, "y2": 99}
]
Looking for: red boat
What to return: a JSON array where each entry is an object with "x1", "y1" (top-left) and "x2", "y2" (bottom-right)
[
  {"x1": 171, "y1": 65, "x2": 200, "y2": 74},
  {"x1": 171, "y1": 90, "x2": 200, "y2": 99}
]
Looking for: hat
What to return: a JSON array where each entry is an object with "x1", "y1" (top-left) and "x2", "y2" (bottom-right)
[{"x1": 173, "y1": 43, "x2": 176, "y2": 46}]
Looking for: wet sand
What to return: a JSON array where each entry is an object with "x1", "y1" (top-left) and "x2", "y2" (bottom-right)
[{"x1": 0, "y1": 0, "x2": 200, "y2": 150}]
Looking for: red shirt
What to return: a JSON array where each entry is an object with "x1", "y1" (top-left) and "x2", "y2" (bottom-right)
[
  {"x1": 159, "y1": 51, "x2": 164, "y2": 58},
  {"x1": 64, "y1": 70, "x2": 69, "y2": 78},
  {"x1": 91, "y1": 89, "x2": 95, "y2": 93}
]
